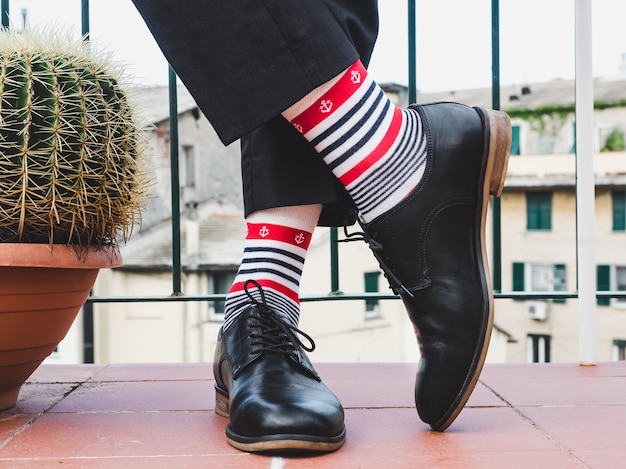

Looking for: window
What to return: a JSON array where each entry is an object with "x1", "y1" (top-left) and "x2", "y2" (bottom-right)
[
  {"x1": 531, "y1": 264, "x2": 561, "y2": 292},
  {"x1": 512, "y1": 262, "x2": 566, "y2": 303},
  {"x1": 208, "y1": 270, "x2": 237, "y2": 321},
  {"x1": 180, "y1": 145, "x2": 196, "y2": 188},
  {"x1": 364, "y1": 271, "x2": 381, "y2": 319},
  {"x1": 510, "y1": 125, "x2": 521, "y2": 155},
  {"x1": 596, "y1": 265, "x2": 626, "y2": 307},
  {"x1": 526, "y1": 191, "x2": 552, "y2": 231},
  {"x1": 612, "y1": 191, "x2": 626, "y2": 231},
  {"x1": 597, "y1": 265, "x2": 611, "y2": 306},
  {"x1": 537, "y1": 135, "x2": 554, "y2": 154},
  {"x1": 613, "y1": 340, "x2": 626, "y2": 361},
  {"x1": 602, "y1": 129, "x2": 625, "y2": 152},
  {"x1": 598, "y1": 125, "x2": 625, "y2": 152},
  {"x1": 527, "y1": 334, "x2": 551, "y2": 363}
]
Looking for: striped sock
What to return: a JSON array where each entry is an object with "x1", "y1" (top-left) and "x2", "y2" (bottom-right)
[
  {"x1": 222, "y1": 205, "x2": 321, "y2": 330},
  {"x1": 288, "y1": 60, "x2": 427, "y2": 222}
]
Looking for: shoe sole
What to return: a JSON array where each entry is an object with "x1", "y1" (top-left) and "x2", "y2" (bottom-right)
[
  {"x1": 430, "y1": 107, "x2": 511, "y2": 432},
  {"x1": 214, "y1": 385, "x2": 346, "y2": 453}
]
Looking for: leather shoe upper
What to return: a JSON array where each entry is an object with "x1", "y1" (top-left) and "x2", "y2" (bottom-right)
[
  {"x1": 213, "y1": 284, "x2": 345, "y2": 448},
  {"x1": 358, "y1": 102, "x2": 498, "y2": 430}
]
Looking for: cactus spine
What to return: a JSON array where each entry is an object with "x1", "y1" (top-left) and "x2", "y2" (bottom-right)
[{"x1": 0, "y1": 29, "x2": 146, "y2": 245}]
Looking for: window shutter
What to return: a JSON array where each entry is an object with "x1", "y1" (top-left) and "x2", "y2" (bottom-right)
[
  {"x1": 539, "y1": 193, "x2": 552, "y2": 230},
  {"x1": 553, "y1": 264, "x2": 566, "y2": 303},
  {"x1": 597, "y1": 265, "x2": 611, "y2": 306},
  {"x1": 526, "y1": 194, "x2": 538, "y2": 230},
  {"x1": 511, "y1": 126, "x2": 521, "y2": 155},
  {"x1": 612, "y1": 191, "x2": 626, "y2": 231},
  {"x1": 512, "y1": 262, "x2": 525, "y2": 301},
  {"x1": 364, "y1": 271, "x2": 380, "y2": 308},
  {"x1": 527, "y1": 192, "x2": 552, "y2": 230}
]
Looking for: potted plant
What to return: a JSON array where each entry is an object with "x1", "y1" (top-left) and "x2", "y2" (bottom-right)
[{"x1": 0, "y1": 29, "x2": 147, "y2": 410}]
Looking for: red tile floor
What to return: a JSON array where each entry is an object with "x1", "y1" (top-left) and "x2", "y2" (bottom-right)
[{"x1": 1, "y1": 361, "x2": 625, "y2": 468}]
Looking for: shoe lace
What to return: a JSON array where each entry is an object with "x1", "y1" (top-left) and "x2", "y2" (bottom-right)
[
  {"x1": 243, "y1": 280, "x2": 316, "y2": 358},
  {"x1": 338, "y1": 211, "x2": 414, "y2": 298}
]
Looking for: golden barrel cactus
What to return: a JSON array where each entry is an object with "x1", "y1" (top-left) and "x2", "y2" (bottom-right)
[{"x1": 0, "y1": 29, "x2": 146, "y2": 245}]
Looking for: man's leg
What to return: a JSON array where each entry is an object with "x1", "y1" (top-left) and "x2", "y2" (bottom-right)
[
  {"x1": 281, "y1": 62, "x2": 511, "y2": 430},
  {"x1": 213, "y1": 204, "x2": 346, "y2": 452},
  {"x1": 132, "y1": 0, "x2": 378, "y2": 454},
  {"x1": 215, "y1": 2, "x2": 378, "y2": 453}
]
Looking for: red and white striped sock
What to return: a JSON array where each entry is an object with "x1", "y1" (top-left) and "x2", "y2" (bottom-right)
[
  {"x1": 287, "y1": 60, "x2": 427, "y2": 222},
  {"x1": 223, "y1": 205, "x2": 321, "y2": 330}
]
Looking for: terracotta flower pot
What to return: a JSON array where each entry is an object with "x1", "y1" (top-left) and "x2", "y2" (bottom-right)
[{"x1": 0, "y1": 244, "x2": 122, "y2": 411}]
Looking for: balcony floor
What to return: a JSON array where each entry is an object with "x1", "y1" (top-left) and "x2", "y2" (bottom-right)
[{"x1": 1, "y1": 361, "x2": 625, "y2": 468}]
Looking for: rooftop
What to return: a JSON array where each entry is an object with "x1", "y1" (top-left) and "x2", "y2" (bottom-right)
[
  {"x1": 1, "y1": 361, "x2": 625, "y2": 468},
  {"x1": 413, "y1": 76, "x2": 626, "y2": 110}
]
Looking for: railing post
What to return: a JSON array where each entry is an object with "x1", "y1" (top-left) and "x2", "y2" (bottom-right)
[
  {"x1": 575, "y1": 0, "x2": 596, "y2": 365},
  {"x1": 1, "y1": 0, "x2": 9, "y2": 28},
  {"x1": 407, "y1": 0, "x2": 417, "y2": 103},
  {"x1": 330, "y1": 227, "x2": 341, "y2": 294},
  {"x1": 81, "y1": 0, "x2": 89, "y2": 40},
  {"x1": 169, "y1": 66, "x2": 183, "y2": 295},
  {"x1": 490, "y1": 0, "x2": 503, "y2": 293}
]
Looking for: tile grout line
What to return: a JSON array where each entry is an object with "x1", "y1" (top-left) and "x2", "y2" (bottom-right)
[
  {"x1": 0, "y1": 367, "x2": 109, "y2": 452},
  {"x1": 479, "y1": 379, "x2": 591, "y2": 469},
  {"x1": 0, "y1": 453, "x2": 251, "y2": 462}
]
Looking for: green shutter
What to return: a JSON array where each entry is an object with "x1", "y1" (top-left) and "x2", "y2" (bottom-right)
[
  {"x1": 597, "y1": 265, "x2": 611, "y2": 306},
  {"x1": 526, "y1": 193, "x2": 537, "y2": 230},
  {"x1": 511, "y1": 125, "x2": 521, "y2": 155},
  {"x1": 553, "y1": 264, "x2": 566, "y2": 303},
  {"x1": 541, "y1": 193, "x2": 552, "y2": 229},
  {"x1": 512, "y1": 262, "x2": 525, "y2": 301},
  {"x1": 364, "y1": 271, "x2": 380, "y2": 307},
  {"x1": 613, "y1": 191, "x2": 626, "y2": 231},
  {"x1": 527, "y1": 194, "x2": 536, "y2": 230},
  {"x1": 527, "y1": 192, "x2": 552, "y2": 231}
]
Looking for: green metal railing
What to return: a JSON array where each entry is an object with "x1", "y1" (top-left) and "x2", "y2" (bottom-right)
[{"x1": 0, "y1": 0, "x2": 608, "y2": 362}]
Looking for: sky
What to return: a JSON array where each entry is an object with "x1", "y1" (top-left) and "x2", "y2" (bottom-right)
[{"x1": 4, "y1": 0, "x2": 626, "y2": 92}]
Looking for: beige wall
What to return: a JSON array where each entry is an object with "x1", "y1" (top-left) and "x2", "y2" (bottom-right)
[
  {"x1": 493, "y1": 152, "x2": 626, "y2": 363},
  {"x1": 92, "y1": 225, "x2": 510, "y2": 365},
  {"x1": 298, "y1": 229, "x2": 418, "y2": 363},
  {"x1": 76, "y1": 105, "x2": 626, "y2": 366},
  {"x1": 86, "y1": 154, "x2": 626, "y2": 365},
  {"x1": 94, "y1": 268, "x2": 224, "y2": 364}
]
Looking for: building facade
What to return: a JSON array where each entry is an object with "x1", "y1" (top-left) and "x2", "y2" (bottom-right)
[{"x1": 49, "y1": 78, "x2": 626, "y2": 365}]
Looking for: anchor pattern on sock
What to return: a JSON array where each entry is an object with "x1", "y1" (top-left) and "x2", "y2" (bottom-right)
[
  {"x1": 290, "y1": 60, "x2": 427, "y2": 222},
  {"x1": 223, "y1": 222, "x2": 312, "y2": 330}
]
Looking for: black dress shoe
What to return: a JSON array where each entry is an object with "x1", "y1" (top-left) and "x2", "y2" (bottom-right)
[
  {"x1": 213, "y1": 280, "x2": 346, "y2": 453},
  {"x1": 352, "y1": 102, "x2": 511, "y2": 431}
]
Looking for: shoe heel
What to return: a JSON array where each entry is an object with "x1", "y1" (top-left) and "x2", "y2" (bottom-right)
[
  {"x1": 483, "y1": 109, "x2": 512, "y2": 197},
  {"x1": 214, "y1": 386, "x2": 230, "y2": 418}
]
